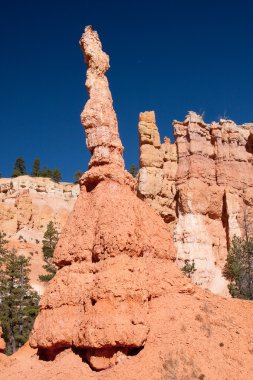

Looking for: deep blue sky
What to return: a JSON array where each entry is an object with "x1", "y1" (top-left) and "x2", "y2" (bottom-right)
[{"x1": 1, "y1": 1, "x2": 252, "y2": 181}]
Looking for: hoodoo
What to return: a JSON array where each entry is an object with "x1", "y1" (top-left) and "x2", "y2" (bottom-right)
[{"x1": 29, "y1": 25, "x2": 176, "y2": 370}]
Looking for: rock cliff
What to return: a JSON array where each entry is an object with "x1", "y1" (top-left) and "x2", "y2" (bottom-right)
[
  {"x1": 138, "y1": 111, "x2": 178, "y2": 225},
  {"x1": 138, "y1": 111, "x2": 253, "y2": 294},
  {"x1": 0, "y1": 176, "x2": 78, "y2": 293}
]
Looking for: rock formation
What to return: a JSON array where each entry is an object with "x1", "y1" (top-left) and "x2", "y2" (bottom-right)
[
  {"x1": 1, "y1": 27, "x2": 253, "y2": 380},
  {"x1": 138, "y1": 111, "x2": 178, "y2": 225},
  {"x1": 79, "y1": 25, "x2": 127, "y2": 188},
  {"x1": 29, "y1": 25, "x2": 176, "y2": 370},
  {"x1": 138, "y1": 111, "x2": 253, "y2": 294},
  {"x1": 0, "y1": 176, "x2": 78, "y2": 294}
]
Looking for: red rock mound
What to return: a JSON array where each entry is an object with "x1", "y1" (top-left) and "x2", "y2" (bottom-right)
[{"x1": 1, "y1": 275, "x2": 253, "y2": 379}]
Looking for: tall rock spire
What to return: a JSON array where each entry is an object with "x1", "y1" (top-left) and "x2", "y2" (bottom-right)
[
  {"x1": 79, "y1": 26, "x2": 125, "y2": 184},
  {"x1": 29, "y1": 26, "x2": 176, "y2": 371}
]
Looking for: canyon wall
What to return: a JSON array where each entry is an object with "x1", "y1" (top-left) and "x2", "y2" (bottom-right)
[
  {"x1": 0, "y1": 176, "x2": 79, "y2": 294},
  {"x1": 138, "y1": 111, "x2": 253, "y2": 294}
]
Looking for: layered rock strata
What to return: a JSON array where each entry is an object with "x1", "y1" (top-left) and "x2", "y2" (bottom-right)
[
  {"x1": 138, "y1": 111, "x2": 253, "y2": 294},
  {"x1": 0, "y1": 176, "x2": 78, "y2": 293},
  {"x1": 79, "y1": 25, "x2": 128, "y2": 189},
  {"x1": 138, "y1": 111, "x2": 177, "y2": 225},
  {"x1": 29, "y1": 25, "x2": 176, "y2": 371}
]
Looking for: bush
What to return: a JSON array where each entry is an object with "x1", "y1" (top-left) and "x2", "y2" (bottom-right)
[{"x1": 223, "y1": 235, "x2": 253, "y2": 300}]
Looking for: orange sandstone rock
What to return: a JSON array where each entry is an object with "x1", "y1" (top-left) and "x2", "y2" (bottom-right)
[
  {"x1": 138, "y1": 111, "x2": 177, "y2": 224},
  {"x1": 54, "y1": 180, "x2": 174, "y2": 266},
  {"x1": 138, "y1": 111, "x2": 253, "y2": 295},
  {"x1": 0, "y1": 176, "x2": 78, "y2": 294},
  {"x1": 80, "y1": 26, "x2": 124, "y2": 174},
  {"x1": 29, "y1": 25, "x2": 175, "y2": 372}
]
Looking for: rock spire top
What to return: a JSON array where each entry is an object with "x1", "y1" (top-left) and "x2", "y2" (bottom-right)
[{"x1": 79, "y1": 26, "x2": 124, "y2": 175}]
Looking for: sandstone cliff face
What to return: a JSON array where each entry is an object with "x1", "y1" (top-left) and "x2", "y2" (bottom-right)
[
  {"x1": 0, "y1": 176, "x2": 78, "y2": 294},
  {"x1": 138, "y1": 111, "x2": 178, "y2": 225},
  {"x1": 138, "y1": 111, "x2": 253, "y2": 294}
]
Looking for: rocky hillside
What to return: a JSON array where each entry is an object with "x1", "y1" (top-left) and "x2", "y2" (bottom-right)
[
  {"x1": 138, "y1": 111, "x2": 253, "y2": 295},
  {"x1": 0, "y1": 176, "x2": 79, "y2": 294}
]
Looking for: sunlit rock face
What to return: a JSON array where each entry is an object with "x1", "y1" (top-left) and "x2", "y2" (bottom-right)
[
  {"x1": 29, "y1": 26, "x2": 176, "y2": 371},
  {"x1": 0, "y1": 176, "x2": 78, "y2": 295},
  {"x1": 79, "y1": 25, "x2": 125, "y2": 183},
  {"x1": 138, "y1": 111, "x2": 178, "y2": 225},
  {"x1": 138, "y1": 111, "x2": 253, "y2": 295}
]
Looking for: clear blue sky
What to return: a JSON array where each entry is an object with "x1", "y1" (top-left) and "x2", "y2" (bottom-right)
[{"x1": 0, "y1": 0, "x2": 252, "y2": 181}]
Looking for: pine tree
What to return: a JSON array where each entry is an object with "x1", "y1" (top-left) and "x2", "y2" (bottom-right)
[
  {"x1": 40, "y1": 166, "x2": 52, "y2": 178},
  {"x1": 73, "y1": 170, "x2": 83, "y2": 183},
  {"x1": 31, "y1": 158, "x2": 41, "y2": 177},
  {"x1": 129, "y1": 164, "x2": 138, "y2": 178},
  {"x1": 0, "y1": 235, "x2": 40, "y2": 354},
  {"x1": 11, "y1": 157, "x2": 27, "y2": 178},
  {"x1": 39, "y1": 221, "x2": 58, "y2": 282},
  {"x1": 37, "y1": 166, "x2": 62, "y2": 182},
  {"x1": 223, "y1": 236, "x2": 253, "y2": 299},
  {"x1": 51, "y1": 168, "x2": 62, "y2": 183}
]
